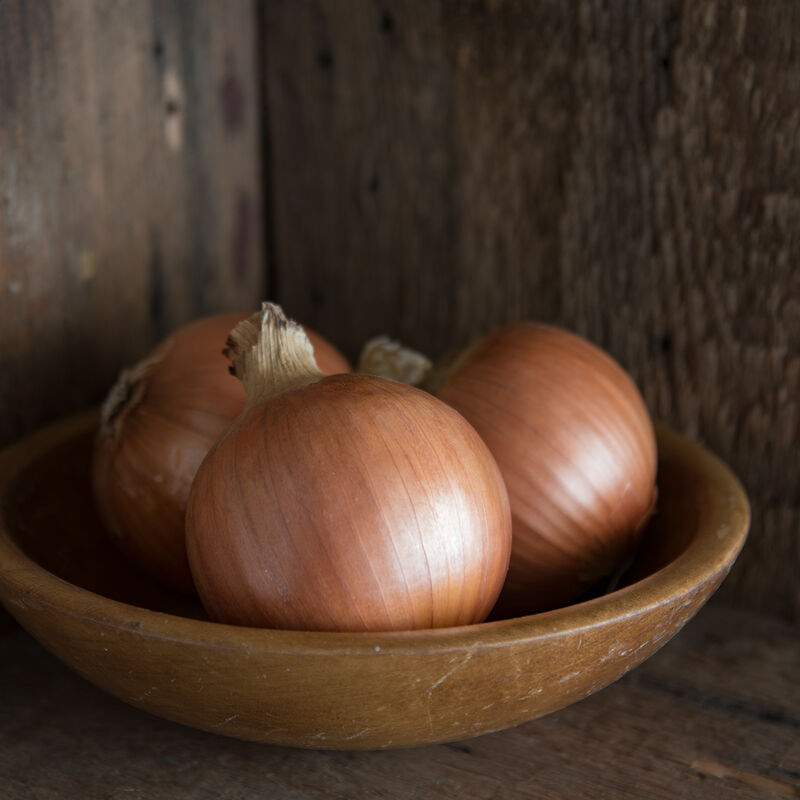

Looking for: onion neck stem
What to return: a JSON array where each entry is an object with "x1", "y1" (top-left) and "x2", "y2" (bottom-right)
[
  {"x1": 356, "y1": 336, "x2": 432, "y2": 387},
  {"x1": 99, "y1": 349, "x2": 164, "y2": 438},
  {"x1": 224, "y1": 302, "x2": 324, "y2": 406}
]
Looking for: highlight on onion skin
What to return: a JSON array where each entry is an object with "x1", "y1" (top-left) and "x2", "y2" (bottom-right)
[
  {"x1": 428, "y1": 323, "x2": 658, "y2": 616},
  {"x1": 92, "y1": 311, "x2": 351, "y2": 596},
  {"x1": 186, "y1": 304, "x2": 512, "y2": 632}
]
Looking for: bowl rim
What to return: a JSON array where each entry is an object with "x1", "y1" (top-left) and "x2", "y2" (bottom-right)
[{"x1": 0, "y1": 409, "x2": 750, "y2": 657}]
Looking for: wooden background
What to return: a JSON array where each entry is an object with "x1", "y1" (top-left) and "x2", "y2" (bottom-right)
[{"x1": 1, "y1": 0, "x2": 798, "y2": 624}]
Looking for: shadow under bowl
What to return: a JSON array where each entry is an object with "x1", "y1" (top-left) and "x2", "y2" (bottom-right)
[{"x1": 0, "y1": 411, "x2": 749, "y2": 749}]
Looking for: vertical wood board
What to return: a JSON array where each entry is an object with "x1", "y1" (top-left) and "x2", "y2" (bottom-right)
[{"x1": 0, "y1": 0, "x2": 264, "y2": 448}]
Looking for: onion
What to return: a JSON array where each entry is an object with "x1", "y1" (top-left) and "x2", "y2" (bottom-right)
[
  {"x1": 93, "y1": 311, "x2": 351, "y2": 594},
  {"x1": 425, "y1": 323, "x2": 658, "y2": 615},
  {"x1": 185, "y1": 303, "x2": 512, "y2": 631}
]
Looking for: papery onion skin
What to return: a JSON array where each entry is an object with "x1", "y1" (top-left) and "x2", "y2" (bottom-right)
[
  {"x1": 186, "y1": 309, "x2": 512, "y2": 632},
  {"x1": 432, "y1": 323, "x2": 658, "y2": 615},
  {"x1": 92, "y1": 312, "x2": 350, "y2": 595}
]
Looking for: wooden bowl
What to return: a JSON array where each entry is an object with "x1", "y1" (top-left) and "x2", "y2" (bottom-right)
[{"x1": 0, "y1": 410, "x2": 748, "y2": 750}]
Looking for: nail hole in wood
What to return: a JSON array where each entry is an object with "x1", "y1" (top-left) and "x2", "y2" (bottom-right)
[
  {"x1": 317, "y1": 47, "x2": 334, "y2": 71},
  {"x1": 380, "y1": 12, "x2": 395, "y2": 35}
]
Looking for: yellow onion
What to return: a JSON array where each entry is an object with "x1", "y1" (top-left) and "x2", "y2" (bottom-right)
[
  {"x1": 427, "y1": 323, "x2": 657, "y2": 615},
  {"x1": 93, "y1": 311, "x2": 350, "y2": 594},
  {"x1": 186, "y1": 303, "x2": 512, "y2": 631}
]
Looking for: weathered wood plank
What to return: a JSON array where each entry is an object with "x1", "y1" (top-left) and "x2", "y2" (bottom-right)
[
  {"x1": 0, "y1": 0, "x2": 264, "y2": 450},
  {"x1": 0, "y1": 606, "x2": 797, "y2": 798},
  {"x1": 263, "y1": 0, "x2": 454, "y2": 353},
  {"x1": 262, "y1": 0, "x2": 800, "y2": 623}
]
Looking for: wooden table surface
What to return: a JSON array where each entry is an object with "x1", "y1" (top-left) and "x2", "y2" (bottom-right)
[{"x1": 0, "y1": 604, "x2": 797, "y2": 799}]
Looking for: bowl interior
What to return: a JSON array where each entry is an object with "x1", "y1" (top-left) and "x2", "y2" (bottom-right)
[{"x1": 4, "y1": 428, "x2": 205, "y2": 618}]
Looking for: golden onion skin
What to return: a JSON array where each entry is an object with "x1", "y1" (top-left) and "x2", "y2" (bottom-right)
[
  {"x1": 187, "y1": 374, "x2": 512, "y2": 631},
  {"x1": 93, "y1": 312, "x2": 350, "y2": 595},
  {"x1": 435, "y1": 323, "x2": 657, "y2": 615}
]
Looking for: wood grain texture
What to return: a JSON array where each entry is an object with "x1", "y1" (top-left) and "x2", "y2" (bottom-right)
[
  {"x1": 262, "y1": 0, "x2": 800, "y2": 622},
  {"x1": 0, "y1": 606, "x2": 797, "y2": 798},
  {"x1": 263, "y1": 0, "x2": 454, "y2": 350},
  {"x1": 0, "y1": 0, "x2": 264, "y2": 450}
]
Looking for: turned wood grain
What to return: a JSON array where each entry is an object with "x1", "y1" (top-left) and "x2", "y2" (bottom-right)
[
  {"x1": 0, "y1": 606, "x2": 795, "y2": 798},
  {"x1": 262, "y1": 0, "x2": 800, "y2": 623},
  {"x1": 0, "y1": 0, "x2": 264, "y2": 451}
]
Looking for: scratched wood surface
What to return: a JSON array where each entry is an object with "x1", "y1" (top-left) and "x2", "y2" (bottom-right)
[
  {"x1": 0, "y1": 0, "x2": 264, "y2": 450},
  {"x1": 0, "y1": 606, "x2": 797, "y2": 798},
  {"x1": 262, "y1": 0, "x2": 800, "y2": 624}
]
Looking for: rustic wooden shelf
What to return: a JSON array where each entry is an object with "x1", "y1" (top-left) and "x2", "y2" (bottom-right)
[{"x1": 1, "y1": 604, "x2": 797, "y2": 798}]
